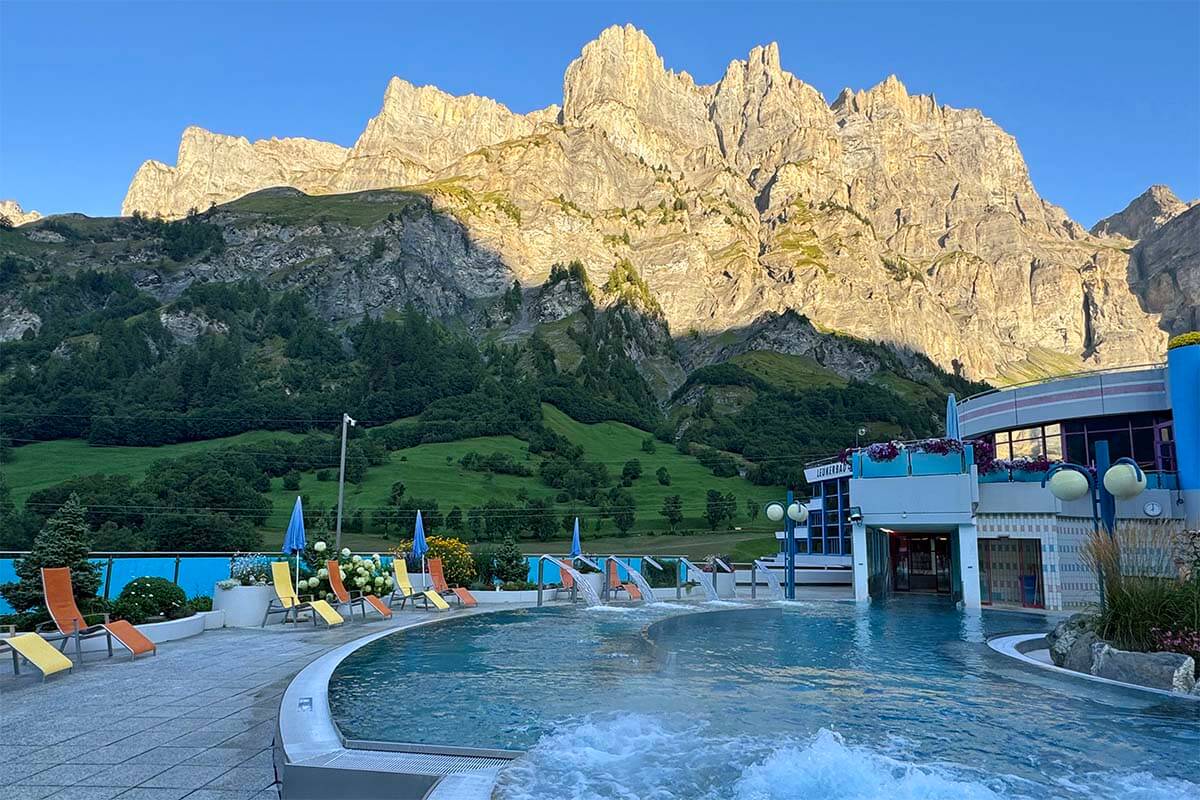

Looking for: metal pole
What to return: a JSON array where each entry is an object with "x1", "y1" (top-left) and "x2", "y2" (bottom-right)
[
  {"x1": 334, "y1": 413, "x2": 350, "y2": 552},
  {"x1": 537, "y1": 558, "x2": 544, "y2": 607},
  {"x1": 675, "y1": 558, "x2": 681, "y2": 600},
  {"x1": 751, "y1": 564, "x2": 757, "y2": 599},
  {"x1": 785, "y1": 489, "x2": 796, "y2": 600}
]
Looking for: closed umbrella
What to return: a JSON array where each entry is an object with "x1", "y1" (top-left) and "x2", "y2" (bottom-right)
[
  {"x1": 412, "y1": 510, "x2": 429, "y2": 588},
  {"x1": 945, "y1": 393, "x2": 961, "y2": 441},
  {"x1": 570, "y1": 518, "x2": 582, "y2": 558},
  {"x1": 281, "y1": 496, "x2": 307, "y2": 595}
]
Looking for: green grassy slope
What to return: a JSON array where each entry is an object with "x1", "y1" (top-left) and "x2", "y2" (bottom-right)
[
  {"x1": 3, "y1": 405, "x2": 781, "y2": 555},
  {"x1": 280, "y1": 405, "x2": 777, "y2": 544},
  {"x1": 3, "y1": 430, "x2": 310, "y2": 506}
]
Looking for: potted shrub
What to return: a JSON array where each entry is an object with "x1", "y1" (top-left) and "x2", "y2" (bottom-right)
[{"x1": 212, "y1": 554, "x2": 278, "y2": 627}]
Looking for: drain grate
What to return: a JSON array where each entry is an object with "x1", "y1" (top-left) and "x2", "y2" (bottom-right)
[{"x1": 317, "y1": 749, "x2": 512, "y2": 776}]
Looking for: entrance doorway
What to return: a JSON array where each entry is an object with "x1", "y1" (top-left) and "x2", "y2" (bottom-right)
[{"x1": 889, "y1": 533, "x2": 952, "y2": 594}]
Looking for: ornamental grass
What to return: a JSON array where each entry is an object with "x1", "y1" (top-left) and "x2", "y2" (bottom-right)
[{"x1": 1084, "y1": 520, "x2": 1200, "y2": 673}]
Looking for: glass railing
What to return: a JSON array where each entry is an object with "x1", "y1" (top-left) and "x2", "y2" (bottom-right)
[{"x1": 0, "y1": 551, "x2": 654, "y2": 614}]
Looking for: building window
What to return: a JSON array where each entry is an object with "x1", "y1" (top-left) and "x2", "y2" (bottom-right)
[{"x1": 993, "y1": 414, "x2": 1170, "y2": 471}]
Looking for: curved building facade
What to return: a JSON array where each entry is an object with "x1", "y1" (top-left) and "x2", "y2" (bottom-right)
[{"x1": 810, "y1": 345, "x2": 1196, "y2": 612}]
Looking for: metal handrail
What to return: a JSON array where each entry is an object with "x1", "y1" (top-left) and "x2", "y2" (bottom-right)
[{"x1": 957, "y1": 362, "x2": 1166, "y2": 404}]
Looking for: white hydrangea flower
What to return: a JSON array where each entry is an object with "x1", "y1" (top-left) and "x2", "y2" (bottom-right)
[
  {"x1": 314, "y1": 541, "x2": 327, "y2": 553},
  {"x1": 318, "y1": 568, "x2": 328, "y2": 579},
  {"x1": 341, "y1": 548, "x2": 351, "y2": 558},
  {"x1": 351, "y1": 554, "x2": 362, "y2": 564}
]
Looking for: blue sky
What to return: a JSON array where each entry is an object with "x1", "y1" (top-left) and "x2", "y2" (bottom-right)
[{"x1": 2, "y1": 1, "x2": 1197, "y2": 226}]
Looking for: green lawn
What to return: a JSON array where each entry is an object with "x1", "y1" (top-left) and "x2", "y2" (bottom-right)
[{"x1": 3, "y1": 430, "x2": 310, "y2": 505}]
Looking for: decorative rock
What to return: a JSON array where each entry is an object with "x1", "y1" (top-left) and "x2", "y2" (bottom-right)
[
  {"x1": 1047, "y1": 613, "x2": 1098, "y2": 669},
  {"x1": 1089, "y1": 642, "x2": 1197, "y2": 694}
]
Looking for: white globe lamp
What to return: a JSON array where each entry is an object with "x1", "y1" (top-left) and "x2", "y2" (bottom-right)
[
  {"x1": 1047, "y1": 469, "x2": 1090, "y2": 502},
  {"x1": 765, "y1": 502, "x2": 785, "y2": 522},
  {"x1": 1103, "y1": 463, "x2": 1146, "y2": 501},
  {"x1": 787, "y1": 502, "x2": 808, "y2": 523}
]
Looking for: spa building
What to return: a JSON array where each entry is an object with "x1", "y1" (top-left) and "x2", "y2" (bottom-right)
[{"x1": 796, "y1": 342, "x2": 1199, "y2": 611}]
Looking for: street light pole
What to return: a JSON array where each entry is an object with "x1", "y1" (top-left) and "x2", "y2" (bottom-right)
[
  {"x1": 765, "y1": 494, "x2": 808, "y2": 601},
  {"x1": 334, "y1": 413, "x2": 356, "y2": 552}
]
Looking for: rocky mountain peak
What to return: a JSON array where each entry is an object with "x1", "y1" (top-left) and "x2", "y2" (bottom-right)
[
  {"x1": 0, "y1": 199, "x2": 41, "y2": 227},
  {"x1": 835, "y1": 74, "x2": 940, "y2": 122},
  {"x1": 1091, "y1": 184, "x2": 1195, "y2": 240}
]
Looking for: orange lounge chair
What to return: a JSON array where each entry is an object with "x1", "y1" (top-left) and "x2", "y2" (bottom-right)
[
  {"x1": 40, "y1": 567, "x2": 156, "y2": 664},
  {"x1": 606, "y1": 559, "x2": 642, "y2": 601},
  {"x1": 428, "y1": 558, "x2": 477, "y2": 607},
  {"x1": 327, "y1": 560, "x2": 393, "y2": 621}
]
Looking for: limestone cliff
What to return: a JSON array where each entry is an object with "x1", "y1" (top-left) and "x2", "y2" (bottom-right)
[
  {"x1": 0, "y1": 200, "x2": 42, "y2": 227},
  {"x1": 121, "y1": 24, "x2": 1176, "y2": 381},
  {"x1": 1129, "y1": 204, "x2": 1199, "y2": 334}
]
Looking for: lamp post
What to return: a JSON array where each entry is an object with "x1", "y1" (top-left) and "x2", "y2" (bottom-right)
[
  {"x1": 765, "y1": 491, "x2": 808, "y2": 601},
  {"x1": 1042, "y1": 440, "x2": 1146, "y2": 607},
  {"x1": 333, "y1": 413, "x2": 357, "y2": 552}
]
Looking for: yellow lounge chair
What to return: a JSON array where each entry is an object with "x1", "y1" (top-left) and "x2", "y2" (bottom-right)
[
  {"x1": 2, "y1": 628, "x2": 73, "y2": 680},
  {"x1": 388, "y1": 560, "x2": 449, "y2": 611},
  {"x1": 262, "y1": 562, "x2": 344, "y2": 627}
]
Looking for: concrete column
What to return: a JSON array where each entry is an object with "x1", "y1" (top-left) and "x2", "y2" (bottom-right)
[
  {"x1": 957, "y1": 522, "x2": 981, "y2": 609},
  {"x1": 852, "y1": 521, "x2": 869, "y2": 603}
]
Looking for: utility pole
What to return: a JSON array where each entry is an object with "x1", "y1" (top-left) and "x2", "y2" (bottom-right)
[{"x1": 334, "y1": 413, "x2": 356, "y2": 552}]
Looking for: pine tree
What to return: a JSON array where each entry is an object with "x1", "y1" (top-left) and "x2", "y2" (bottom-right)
[
  {"x1": 494, "y1": 535, "x2": 528, "y2": 584},
  {"x1": 0, "y1": 494, "x2": 101, "y2": 613}
]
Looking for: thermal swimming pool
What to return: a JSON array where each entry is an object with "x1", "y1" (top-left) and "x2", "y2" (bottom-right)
[{"x1": 329, "y1": 600, "x2": 1199, "y2": 799}]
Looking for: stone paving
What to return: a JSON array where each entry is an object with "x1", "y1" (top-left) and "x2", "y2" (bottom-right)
[{"x1": 1, "y1": 610, "x2": 445, "y2": 800}]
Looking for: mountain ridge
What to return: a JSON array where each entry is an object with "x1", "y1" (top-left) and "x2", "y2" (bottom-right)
[{"x1": 109, "y1": 25, "x2": 1175, "y2": 380}]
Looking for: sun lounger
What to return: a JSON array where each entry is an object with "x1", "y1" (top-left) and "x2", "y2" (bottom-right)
[
  {"x1": 429, "y1": 558, "x2": 478, "y2": 607},
  {"x1": 40, "y1": 567, "x2": 157, "y2": 663},
  {"x1": 327, "y1": 560, "x2": 392, "y2": 621},
  {"x1": 1, "y1": 627, "x2": 73, "y2": 680},
  {"x1": 262, "y1": 562, "x2": 344, "y2": 627},
  {"x1": 606, "y1": 559, "x2": 642, "y2": 601},
  {"x1": 388, "y1": 559, "x2": 448, "y2": 611}
]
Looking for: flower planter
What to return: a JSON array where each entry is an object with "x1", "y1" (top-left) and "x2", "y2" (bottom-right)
[
  {"x1": 1011, "y1": 469, "x2": 1047, "y2": 483},
  {"x1": 473, "y1": 587, "x2": 558, "y2": 604},
  {"x1": 909, "y1": 451, "x2": 963, "y2": 476},
  {"x1": 979, "y1": 470, "x2": 1010, "y2": 483},
  {"x1": 861, "y1": 454, "x2": 908, "y2": 478},
  {"x1": 77, "y1": 612, "x2": 205, "y2": 652},
  {"x1": 212, "y1": 584, "x2": 276, "y2": 628}
]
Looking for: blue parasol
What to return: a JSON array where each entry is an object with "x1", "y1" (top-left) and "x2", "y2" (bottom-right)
[
  {"x1": 281, "y1": 496, "x2": 306, "y2": 591},
  {"x1": 570, "y1": 517, "x2": 582, "y2": 558},
  {"x1": 945, "y1": 393, "x2": 961, "y2": 441},
  {"x1": 412, "y1": 509, "x2": 429, "y2": 588}
]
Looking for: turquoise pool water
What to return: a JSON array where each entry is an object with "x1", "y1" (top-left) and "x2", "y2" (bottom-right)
[{"x1": 329, "y1": 600, "x2": 1199, "y2": 799}]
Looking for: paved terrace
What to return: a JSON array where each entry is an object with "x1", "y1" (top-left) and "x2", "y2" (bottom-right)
[{"x1": 1, "y1": 610, "x2": 448, "y2": 800}]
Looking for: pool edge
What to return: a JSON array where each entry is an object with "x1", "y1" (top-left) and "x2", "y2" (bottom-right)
[
  {"x1": 986, "y1": 632, "x2": 1200, "y2": 702},
  {"x1": 275, "y1": 607, "x2": 525, "y2": 800}
]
